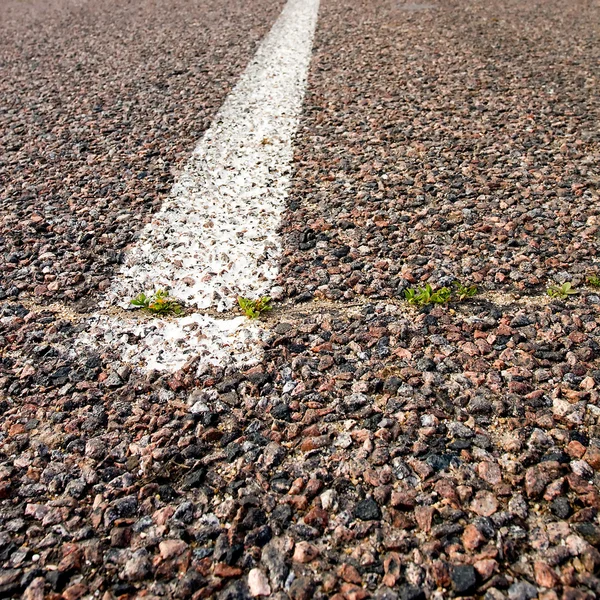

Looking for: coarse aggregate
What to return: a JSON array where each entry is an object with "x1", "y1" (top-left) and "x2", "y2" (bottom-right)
[
  {"x1": 1, "y1": 0, "x2": 600, "y2": 599},
  {"x1": 281, "y1": 0, "x2": 599, "y2": 302}
]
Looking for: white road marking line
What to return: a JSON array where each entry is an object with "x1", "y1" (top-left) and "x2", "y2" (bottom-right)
[{"x1": 77, "y1": 0, "x2": 320, "y2": 373}]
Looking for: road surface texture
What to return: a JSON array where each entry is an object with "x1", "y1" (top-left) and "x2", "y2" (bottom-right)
[{"x1": 1, "y1": 0, "x2": 600, "y2": 598}]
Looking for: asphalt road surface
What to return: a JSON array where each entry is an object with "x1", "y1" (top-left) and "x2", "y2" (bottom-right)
[{"x1": 1, "y1": 0, "x2": 600, "y2": 598}]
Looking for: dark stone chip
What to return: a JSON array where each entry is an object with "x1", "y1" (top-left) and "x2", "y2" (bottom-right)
[
  {"x1": 288, "y1": 577, "x2": 315, "y2": 600},
  {"x1": 173, "y1": 501, "x2": 194, "y2": 524},
  {"x1": 271, "y1": 403, "x2": 291, "y2": 421},
  {"x1": 248, "y1": 432, "x2": 269, "y2": 446},
  {"x1": 226, "y1": 443, "x2": 243, "y2": 462},
  {"x1": 288, "y1": 343, "x2": 308, "y2": 353},
  {"x1": 450, "y1": 564, "x2": 477, "y2": 595},
  {"x1": 46, "y1": 569, "x2": 69, "y2": 592},
  {"x1": 541, "y1": 449, "x2": 569, "y2": 464},
  {"x1": 473, "y1": 517, "x2": 495, "y2": 539},
  {"x1": 244, "y1": 524, "x2": 272, "y2": 547},
  {"x1": 216, "y1": 376, "x2": 241, "y2": 393},
  {"x1": 181, "y1": 469, "x2": 206, "y2": 490},
  {"x1": 570, "y1": 431, "x2": 589, "y2": 445},
  {"x1": 289, "y1": 523, "x2": 321, "y2": 539},
  {"x1": 551, "y1": 497, "x2": 571, "y2": 519},
  {"x1": 398, "y1": 585, "x2": 425, "y2": 600},
  {"x1": 271, "y1": 504, "x2": 293, "y2": 527},
  {"x1": 448, "y1": 439, "x2": 471, "y2": 451},
  {"x1": 354, "y1": 498, "x2": 382, "y2": 521},
  {"x1": 175, "y1": 571, "x2": 206, "y2": 599},
  {"x1": 158, "y1": 484, "x2": 178, "y2": 500},
  {"x1": 182, "y1": 444, "x2": 205, "y2": 459},
  {"x1": 50, "y1": 365, "x2": 71, "y2": 380},
  {"x1": 423, "y1": 314, "x2": 438, "y2": 326},
  {"x1": 510, "y1": 314, "x2": 532, "y2": 327},
  {"x1": 332, "y1": 245, "x2": 350, "y2": 257},
  {"x1": 416, "y1": 358, "x2": 436, "y2": 371},
  {"x1": 226, "y1": 480, "x2": 246, "y2": 495},
  {"x1": 431, "y1": 523, "x2": 464, "y2": 539},
  {"x1": 114, "y1": 495, "x2": 138, "y2": 518},
  {"x1": 383, "y1": 376, "x2": 402, "y2": 394},
  {"x1": 220, "y1": 430, "x2": 242, "y2": 447},
  {"x1": 246, "y1": 370, "x2": 269, "y2": 385},
  {"x1": 20, "y1": 568, "x2": 44, "y2": 589},
  {"x1": 195, "y1": 525, "x2": 222, "y2": 544},
  {"x1": 573, "y1": 522, "x2": 600, "y2": 546},
  {"x1": 213, "y1": 534, "x2": 243, "y2": 565},
  {"x1": 101, "y1": 466, "x2": 124, "y2": 482},
  {"x1": 426, "y1": 453, "x2": 458, "y2": 472},
  {"x1": 194, "y1": 547, "x2": 213, "y2": 560},
  {"x1": 241, "y1": 507, "x2": 267, "y2": 530}
]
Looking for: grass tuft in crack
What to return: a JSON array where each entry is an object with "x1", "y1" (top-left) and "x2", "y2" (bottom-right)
[
  {"x1": 404, "y1": 281, "x2": 477, "y2": 307},
  {"x1": 404, "y1": 284, "x2": 451, "y2": 306},
  {"x1": 454, "y1": 281, "x2": 478, "y2": 301},
  {"x1": 587, "y1": 275, "x2": 600, "y2": 288},
  {"x1": 238, "y1": 296, "x2": 272, "y2": 319},
  {"x1": 130, "y1": 289, "x2": 183, "y2": 316},
  {"x1": 547, "y1": 282, "x2": 578, "y2": 299}
]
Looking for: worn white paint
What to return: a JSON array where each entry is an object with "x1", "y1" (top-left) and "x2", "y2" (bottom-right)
[{"x1": 79, "y1": 313, "x2": 262, "y2": 373}]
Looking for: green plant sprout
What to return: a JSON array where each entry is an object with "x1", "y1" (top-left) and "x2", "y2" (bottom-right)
[
  {"x1": 404, "y1": 281, "x2": 478, "y2": 307},
  {"x1": 130, "y1": 289, "x2": 183, "y2": 316},
  {"x1": 454, "y1": 281, "x2": 478, "y2": 301},
  {"x1": 547, "y1": 282, "x2": 578, "y2": 300},
  {"x1": 587, "y1": 275, "x2": 600, "y2": 288},
  {"x1": 238, "y1": 296, "x2": 272, "y2": 319},
  {"x1": 404, "y1": 284, "x2": 451, "y2": 306}
]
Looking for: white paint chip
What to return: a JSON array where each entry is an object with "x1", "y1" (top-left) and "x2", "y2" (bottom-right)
[{"x1": 77, "y1": 0, "x2": 320, "y2": 373}]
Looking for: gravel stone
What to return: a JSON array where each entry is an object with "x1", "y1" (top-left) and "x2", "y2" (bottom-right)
[
  {"x1": 450, "y1": 564, "x2": 477, "y2": 595},
  {"x1": 354, "y1": 498, "x2": 382, "y2": 521},
  {"x1": 508, "y1": 581, "x2": 539, "y2": 600}
]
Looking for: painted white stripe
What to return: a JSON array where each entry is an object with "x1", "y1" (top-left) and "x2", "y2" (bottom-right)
[{"x1": 77, "y1": 0, "x2": 320, "y2": 373}]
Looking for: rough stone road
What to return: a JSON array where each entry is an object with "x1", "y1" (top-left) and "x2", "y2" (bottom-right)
[{"x1": 1, "y1": 0, "x2": 600, "y2": 599}]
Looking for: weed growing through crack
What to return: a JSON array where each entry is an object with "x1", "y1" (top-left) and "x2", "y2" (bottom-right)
[
  {"x1": 238, "y1": 296, "x2": 272, "y2": 319},
  {"x1": 588, "y1": 275, "x2": 600, "y2": 288},
  {"x1": 404, "y1": 281, "x2": 478, "y2": 307},
  {"x1": 404, "y1": 284, "x2": 451, "y2": 306},
  {"x1": 547, "y1": 282, "x2": 578, "y2": 300},
  {"x1": 130, "y1": 289, "x2": 183, "y2": 316},
  {"x1": 454, "y1": 281, "x2": 478, "y2": 301}
]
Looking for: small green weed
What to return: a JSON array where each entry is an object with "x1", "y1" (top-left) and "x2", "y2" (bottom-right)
[
  {"x1": 587, "y1": 275, "x2": 600, "y2": 288},
  {"x1": 403, "y1": 288, "x2": 419, "y2": 304},
  {"x1": 238, "y1": 296, "x2": 272, "y2": 319},
  {"x1": 431, "y1": 286, "x2": 452, "y2": 304},
  {"x1": 404, "y1": 284, "x2": 451, "y2": 306},
  {"x1": 130, "y1": 289, "x2": 183, "y2": 316},
  {"x1": 404, "y1": 281, "x2": 478, "y2": 307},
  {"x1": 454, "y1": 281, "x2": 478, "y2": 301},
  {"x1": 547, "y1": 282, "x2": 578, "y2": 300}
]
